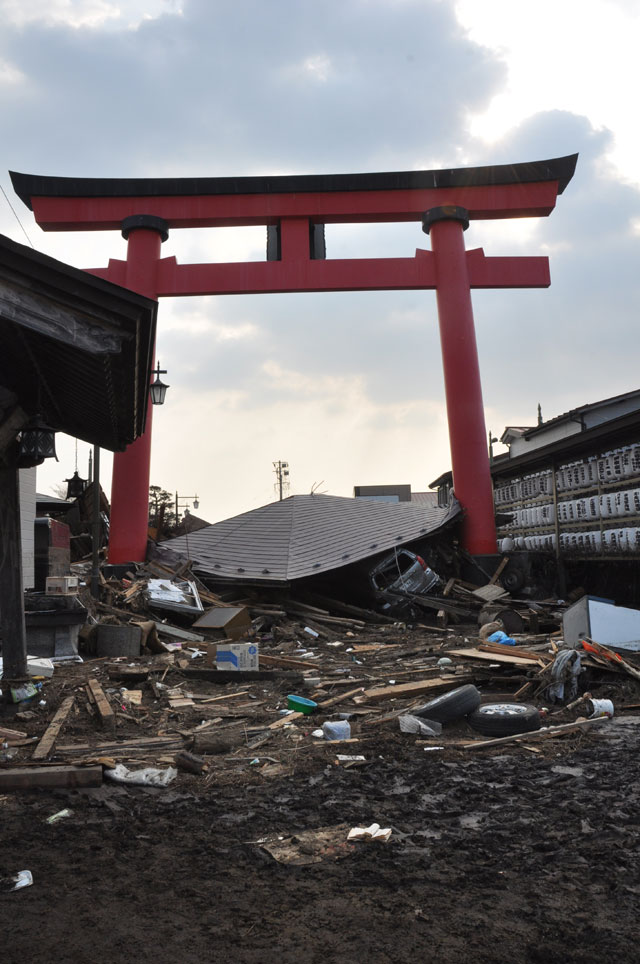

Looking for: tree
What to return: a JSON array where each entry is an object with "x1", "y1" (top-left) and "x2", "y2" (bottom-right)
[{"x1": 149, "y1": 485, "x2": 178, "y2": 540}]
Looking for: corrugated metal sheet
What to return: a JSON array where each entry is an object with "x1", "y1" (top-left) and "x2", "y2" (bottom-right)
[{"x1": 164, "y1": 494, "x2": 460, "y2": 584}]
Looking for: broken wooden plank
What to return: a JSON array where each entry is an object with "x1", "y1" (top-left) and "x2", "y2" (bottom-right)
[
  {"x1": 259, "y1": 654, "x2": 319, "y2": 670},
  {"x1": 463, "y1": 716, "x2": 609, "y2": 750},
  {"x1": 448, "y1": 648, "x2": 536, "y2": 667},
  {"x1": 168, "y1": 698, "x2": 195, "y2": 709},
  {"x1": 316, "y1": 686, "x2": 365, "y2": 709},
  {"x1": 32, "y1": 695, "x2": 75, "y2": 761},
  {"x1": 350, "y1": 644, "x2": 400, "y2": 654},
  {"x1": 0, "y1": 765, "x2": 103, "y2": 791},
  {"x1": 354, "y1": 676, "x2": 471, "y2": 704},
  {"x1": 198, "y1": 690, "x2": 250, "y2": 703},
  {"x1": 0, "y1": 726, "x2": 28, "y2": 740},
  {"x1": 86, "y1": 679, "x2": 115, "y2": 727},
  {"x1": 582, "y1": 638, "x2": 640, "y2": 682},
  {"x1": 268, "y1": 711, "x2": 305, "y2": 729},
  {"x1": 478, "y1": 642, "x2": 552, "y2": 662},
  {"x1": 182, "y1": 668, "x2": 302, "y2": 684},
  {"x1": 472, "y1": 584, "x2": 509, "y2": 603},
  {"x1": 57, "y1": 735, "x2": 185, "y2": 756},
  {"x1": 488, "y1": 556, "x2": 510, "y2": 585}
]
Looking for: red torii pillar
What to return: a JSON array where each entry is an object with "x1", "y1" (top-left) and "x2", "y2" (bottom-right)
[{"x1": 10, "y1": 155, "x2": 577, "y2": 560}]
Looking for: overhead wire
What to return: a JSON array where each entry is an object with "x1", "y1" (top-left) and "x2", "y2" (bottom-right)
[{"x1": 1, "y1": 182, "x2": 34, "y2": 248}]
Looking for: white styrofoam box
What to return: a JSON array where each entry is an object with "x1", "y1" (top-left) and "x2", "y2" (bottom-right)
[
  {"x1": 564, "y1": 596, "x2": 640, "y2": 649},
  {"x1": 45, "y1": 576, "x2": 79, "y2": 595}
]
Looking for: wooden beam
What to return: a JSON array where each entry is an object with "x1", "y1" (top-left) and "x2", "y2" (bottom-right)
[
  {"x1": 354, "y1": 676, "x2": 471, "y2": 704},
  {"x1": 32, "y1": 695, "x2": 75, "y2": 760},
  {"x1": 463, "y1": 716, "x2": 609, "y2": 750},
  {"x1": 317, "y1": 686, "x2": 365, "y2": 709},
  {"x1": 0, "y1": 765, "x2": 103, "y2": 791},
  {"x1": 0, "y1": 458, "x2": 27, "y2": 677},
  {"x1": 259, "y1": 654, "x2": 319, "y2": 670},
  {"x1": 448, "y1": 648, "x2": 535, "y2": 666},
  {"x1": 0, "y1": 406, "x2": 27, "y2": 462},
  {"x1": 488, "y1": 555, "x2": 509, "y2": 585},
  {"x1": 86, "y1": 678, "x2": 115, "y2": 727},
  {"x1": 268, "y1": 711, "x2": 305, "y2": 729},
  {"x1": 0, "y1": 726, "x2": 27, "y2": 740}
]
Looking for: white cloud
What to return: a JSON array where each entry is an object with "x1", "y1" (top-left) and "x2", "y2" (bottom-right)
[
  {"x1": 0, "y1": 59, "x2": 25, "y2": 85},
  {"x1": 455, "y1": 0, "x2": 640, "y2": 184},
  {"x1": 0, "y1": 0, "x2": 174, "y2": 29},
  {"x1": 4, "y1": 0, "x2": 640, "y2": 526}
]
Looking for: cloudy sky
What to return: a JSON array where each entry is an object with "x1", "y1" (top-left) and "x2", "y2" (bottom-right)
[{"x1": 2, "y1": 0, "x2": 639, "y2": 522}]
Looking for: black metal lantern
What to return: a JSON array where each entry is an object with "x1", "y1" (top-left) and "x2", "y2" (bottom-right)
[
  {"x1": 65, "y1": 469, "x2": 87, "y2": 499},
  {"x1": 150, "y1": 362, "x2": 169, "y2": 406},
  {"x1": 18, "y1": 415, "x2": 57, "y2": 468},
  {"x1": 18, "y1": 415, "x2": 58, "y2": 469}
]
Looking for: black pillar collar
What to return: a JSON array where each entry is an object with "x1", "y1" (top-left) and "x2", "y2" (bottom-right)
[
  {"x1": 422, "y1": 205, "x2": 470, "y2": 234},
  {"x1": 121, "y1": 214, "x2": 169, "y2": 242}
]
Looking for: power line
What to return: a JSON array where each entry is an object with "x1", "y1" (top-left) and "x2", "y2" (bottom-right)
[{"x1": 1, "y1": 182, "x2": 34, "y2": 247}]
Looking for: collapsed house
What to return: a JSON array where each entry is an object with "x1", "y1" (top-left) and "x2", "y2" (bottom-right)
[{"x1": 158, "y1": 492, "x2": 461, "y2": 607}]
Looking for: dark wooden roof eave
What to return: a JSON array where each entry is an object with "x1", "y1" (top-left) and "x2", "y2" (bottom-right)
[
  {"x1": 9, "y1": 155, "x2": 578, "y2": 210},
  {"x1": 431, "y1": 408, "x2": 640, "y2": 490},
  {"x1": 0, "y1": 233, "x2": 157, "y2": 451}
]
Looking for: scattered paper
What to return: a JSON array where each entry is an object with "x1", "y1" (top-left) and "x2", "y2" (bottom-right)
[{"x1": 347, "y1": 823, "x2": 392, "y2": 843}]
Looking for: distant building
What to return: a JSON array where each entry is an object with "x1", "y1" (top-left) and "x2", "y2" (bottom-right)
[{"x1": 354, "y1": 484, "x2": 438, "y2": 507}]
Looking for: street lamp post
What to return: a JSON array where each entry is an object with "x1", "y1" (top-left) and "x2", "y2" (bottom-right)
[{"x1": 175, "y1": 492, "x2": 199, "y2": 525}]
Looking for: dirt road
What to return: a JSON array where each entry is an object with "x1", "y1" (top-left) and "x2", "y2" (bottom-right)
[{"x1": 2, "y1": 719, "x2": 638, "y2": 963}]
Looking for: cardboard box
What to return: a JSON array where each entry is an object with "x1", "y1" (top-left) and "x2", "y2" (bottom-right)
[
  {"x1": 193, "y1": 606, "x2": 251, "y2": 640},
  {"x1": 215, "y1": 642, "x2": 259, "y2": 672}
]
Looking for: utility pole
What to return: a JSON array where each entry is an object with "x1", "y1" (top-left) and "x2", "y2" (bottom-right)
[{"x1": 273, "y1": 460, "x2": 290, "y2": 501}]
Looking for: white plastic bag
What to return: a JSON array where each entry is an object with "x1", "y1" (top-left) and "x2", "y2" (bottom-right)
[{"x1": 105, "y1": 765, "x2": 177, "y2": 787}]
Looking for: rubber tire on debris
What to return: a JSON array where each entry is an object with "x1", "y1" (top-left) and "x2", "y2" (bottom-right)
[
  {"x1": 414, "y1": 684, "x2": 481, "y2": 724},
  {"x1": 467, "y1": 703, "x2": 541, "y2": 737}
]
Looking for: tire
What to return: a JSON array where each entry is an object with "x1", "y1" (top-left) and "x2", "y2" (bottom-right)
[
  {"x1": 501, "y1": 569, "x2": 525, "y2": 593},
  {"x1": 467, "y1": 703, "x2": 540, "y2": 737},
  {"x1": 414, "y1": 684, "x2": 481, "y2": 724}
]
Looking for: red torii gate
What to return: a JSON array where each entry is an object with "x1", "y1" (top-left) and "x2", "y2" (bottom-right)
[{"x1": 11, "y1": 154, "x2": 577, "y2": 561}]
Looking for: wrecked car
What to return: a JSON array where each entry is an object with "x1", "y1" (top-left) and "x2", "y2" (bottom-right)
[
  {"x1": 369, "y1": 549, "x2": 440, "y2": 596},
  {"x1": 369, "y1": 549, "x2": 441, "y2": 618}
]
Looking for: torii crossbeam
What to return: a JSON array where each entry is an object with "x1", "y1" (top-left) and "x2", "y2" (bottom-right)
[{"x1": 11, "y1": 154, "x2": 577, "y2": 561}]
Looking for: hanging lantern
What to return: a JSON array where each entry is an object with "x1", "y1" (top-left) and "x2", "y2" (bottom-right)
[
  {"x1": 149, "y1": 362, "x2": 169, "y2": 406},
  {"x1": 18, "y1": 416, "x2": 57, "y2": 468},
  {"x1": 65, "y1": 469, "x2": 87, "y2": 499}
]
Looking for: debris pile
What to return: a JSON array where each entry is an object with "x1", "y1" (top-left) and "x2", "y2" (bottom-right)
[{"x1": 2, "y1": 552, "x2": 640, "y2": 795}]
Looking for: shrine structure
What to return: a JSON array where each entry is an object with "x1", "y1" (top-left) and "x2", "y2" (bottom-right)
[{"x1": 11, "y1": 154, "x2": 577, "y2": 561}]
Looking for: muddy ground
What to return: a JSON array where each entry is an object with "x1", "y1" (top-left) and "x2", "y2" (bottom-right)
[
  {"x1": 3, "y1": 617, "x2": 640, "y2": 964},
  {"x1": 3, "y1": 712, "x2": 640, "y2": 962}
]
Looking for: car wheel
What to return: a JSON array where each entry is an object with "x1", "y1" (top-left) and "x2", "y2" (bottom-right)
[
  {"x1": 414, "y1": 684, "x2": 481, "y2": 724},
  {"x1": 467, "y1": 703, "x2": 540, "y2": 737}
]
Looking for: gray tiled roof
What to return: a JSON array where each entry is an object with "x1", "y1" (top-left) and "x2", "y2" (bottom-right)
[{"x1": 164, "y1": 493, "x2": 460, "y2": 584}]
